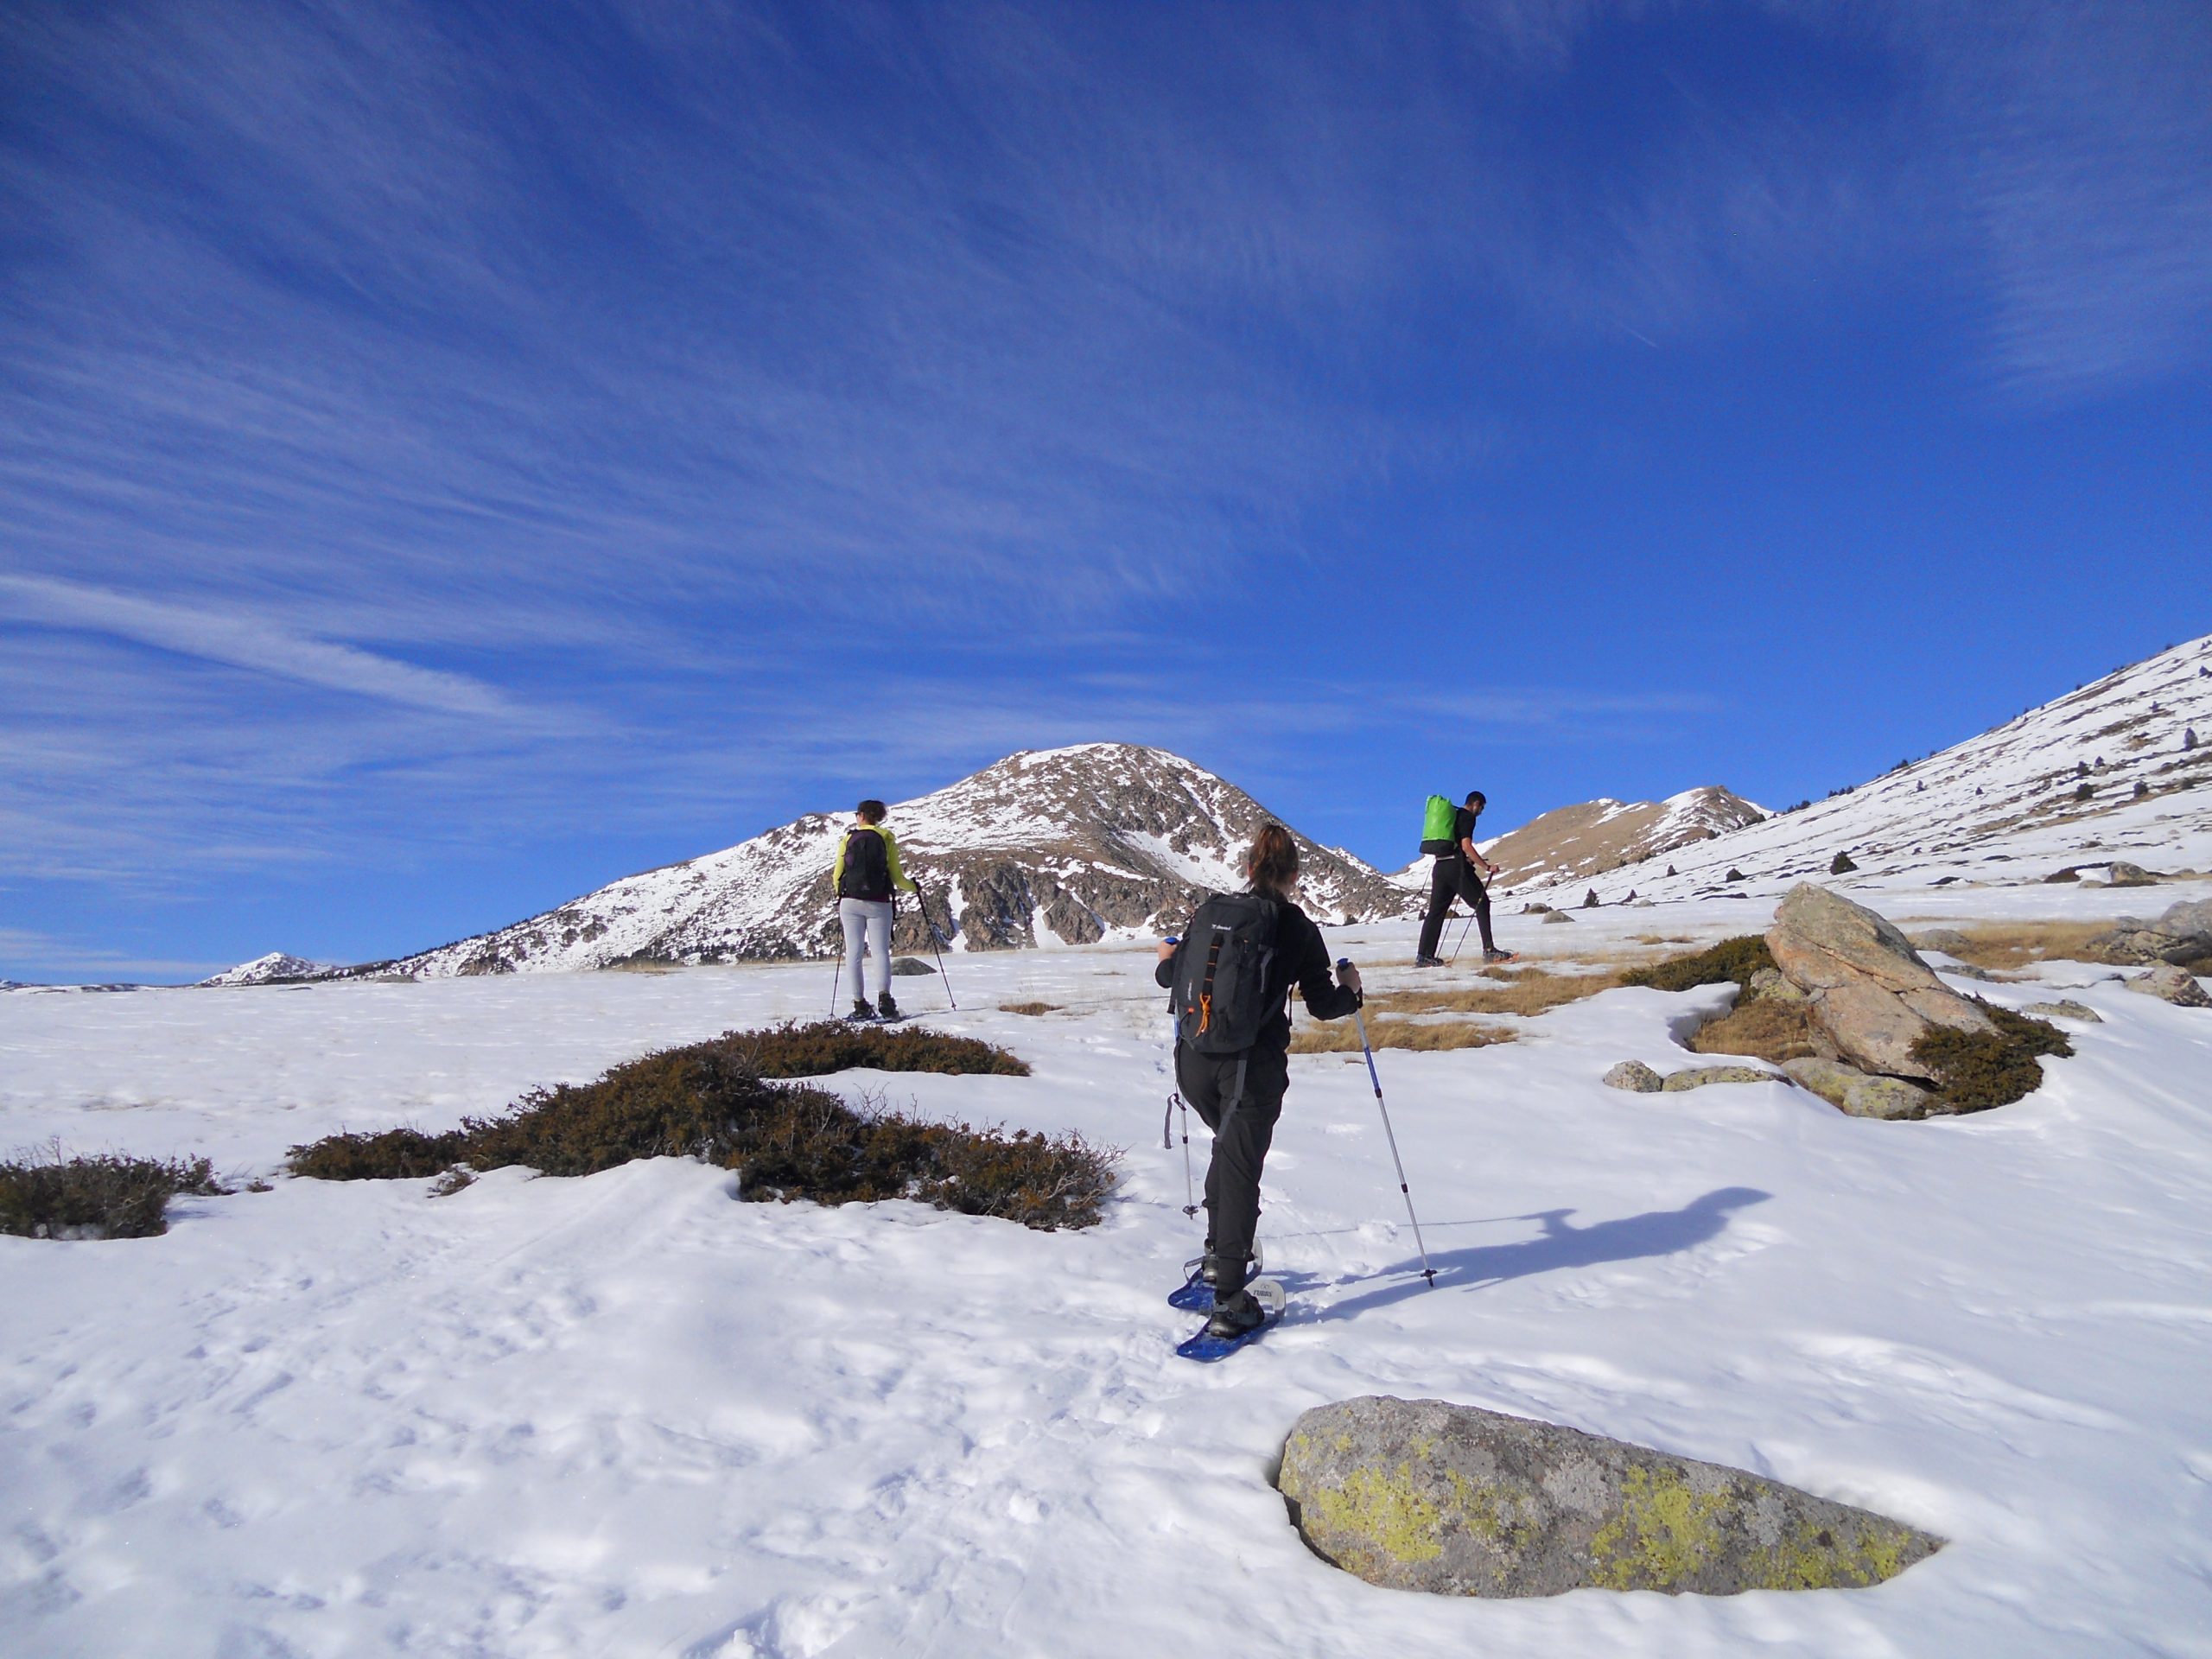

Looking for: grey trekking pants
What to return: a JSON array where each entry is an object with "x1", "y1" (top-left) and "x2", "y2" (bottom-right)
[{"x1": 839, "y1": 897, "x2": 894, "y2": 1002}]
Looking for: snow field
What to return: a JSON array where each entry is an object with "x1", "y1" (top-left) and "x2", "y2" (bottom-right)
[{"x1": 3, "y1": 893, "x2": 2211, "y2": 1656}]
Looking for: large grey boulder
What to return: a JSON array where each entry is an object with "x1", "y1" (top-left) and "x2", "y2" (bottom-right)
[
  {"x1": 888, "y1": 956, "x2": 938, "y2": 976},
  {"x1": 1765, "y1": 885, "x2": 1994, "y2": 1080},
  {"x1": 2107, "y1": 861, "x2": 2158, "y2": 888},
  {"x1": 1602, "y1": 1061, "x2": 1664, "y2": 1093},
  {"x1": 1277, "y1": 1397, "x2": 1942, "y2": 1598},
  {"x1": 1783, "y1": 1057, "x2": 1936, "y2": 1121},
  {"x1": 2161, "y1": 899, "x2": 2212, "y2": 948},
  {"x1": 2125, "y1": 963, "x2": 2211, "y2": 1007}
]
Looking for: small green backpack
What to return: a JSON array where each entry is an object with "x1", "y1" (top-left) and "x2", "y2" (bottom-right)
[{"x1": 1420, "y1": 794, "x2": 1459, "y2": 855}]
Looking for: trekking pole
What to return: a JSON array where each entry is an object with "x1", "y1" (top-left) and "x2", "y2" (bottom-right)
[
  {"x1": 918, "y1": 887, "x2": 957, "y2": 1010},
  {"x1": 1339, "y1": 958, "x2": 1437, "y2": 1289},
  {"x1": 1159, "y1": 936, "x2": 1198, "y2": 1217},
  {"x1": 1447, "y1": 912, "x2": 1476, "y2": 964},
  {"x1": 828, "y1": 942, "x2": 842, "y2": 1019}
]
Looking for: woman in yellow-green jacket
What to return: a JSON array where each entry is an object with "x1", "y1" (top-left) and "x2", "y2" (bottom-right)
[{"x1": 834, "y1": 798, "x2": 918, "y2": 1020}]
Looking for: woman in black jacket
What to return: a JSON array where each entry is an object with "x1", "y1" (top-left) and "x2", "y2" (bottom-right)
[{"x1": 1156, "y1": 823, "x2": 1363, "y2": 1339}]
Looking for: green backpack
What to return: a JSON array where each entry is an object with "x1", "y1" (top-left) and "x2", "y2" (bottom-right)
[{"x1": 1420, "y1": 793, "x2": 1459, "y2": 855}]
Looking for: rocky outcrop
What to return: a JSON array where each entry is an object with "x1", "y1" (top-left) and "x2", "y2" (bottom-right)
[
  {"x1": 1276, "y1": 1396, "x2": 1941, "y2": 1599},
  {"x1": 1782, "y1": 1058, "x2": 1936, "y2": 1121},
  {"x1": 1765, "y1": 885, "x2": 1994, "y2": 1080},
  {"x1": 2107, "y1": 861, "x2": 2158, "y2": 887},
  {"x1": 2022, "y1": 1000, "x2": 2101, "y2": 1023},
  {"x1": 1661, "y1": 1065, "x2": 1777, "y2": 1091},
  {"x1": 2125, "y1": 963, "x2": 2210, "y2": 1007},
  {"x1": 2086, "y1": 899, "x2": 2212, "y2": 967},
  {"x1": 1602, "y1": 1061, "x2": 1663, "y2": 1093}
]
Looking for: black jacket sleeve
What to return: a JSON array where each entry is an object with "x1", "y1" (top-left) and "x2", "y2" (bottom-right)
[{"x1": 1283, "y1": 906, "x2": 1360, "y2": 1021}]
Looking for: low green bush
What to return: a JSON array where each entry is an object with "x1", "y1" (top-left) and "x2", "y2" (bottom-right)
[
  {"x1": 1621, "y1": 936, "x2": 1776, "y2": 994},
  {"x1": 0, "y1": 1147, "x2": 226, "y2": 1240},
  {"x1": 289, "y1": 1027, "x2": 1111, "y2": 1230},
  {"x1": 1910, "y1": 1003, "x2": 2074, "y2": 1112}
]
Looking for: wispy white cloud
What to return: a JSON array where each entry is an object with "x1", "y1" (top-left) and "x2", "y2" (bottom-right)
[
  {"x1": 0, "y1": 575, "x2": 517, "y2": 716},
  {"x1": 1829, "y1": 0, "x2": 2212, "y2": 404}
]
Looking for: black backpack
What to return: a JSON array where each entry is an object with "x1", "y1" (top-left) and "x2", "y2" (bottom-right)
[
  {"x1": 1167, "y1": 893, "x2": 1281, "y2": 1056},
  {"x1": 837, "y1": 827, "x2": 893, "y2": 901}
]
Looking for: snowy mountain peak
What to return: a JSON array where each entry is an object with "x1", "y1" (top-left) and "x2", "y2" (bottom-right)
[
  {"x1": 388, "y1": 747, "x2": 1414, "y2": 977},
  {"x1": 200, "y1": 952, "x2": 339, "y2": 988}
]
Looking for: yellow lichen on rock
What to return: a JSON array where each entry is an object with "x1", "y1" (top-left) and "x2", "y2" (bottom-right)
[
  {"x1": 1294, "y1": 1461, "x2": 1445, "y2": 1573},
  {"x1": 1587, "y1": 1466, "x2": 1731, "y2": 1590}
]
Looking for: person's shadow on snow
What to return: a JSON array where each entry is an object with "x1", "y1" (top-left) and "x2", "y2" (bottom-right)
[{"x1": 1315, "y1": 1185, "x2": 1771, "y2": 1321}]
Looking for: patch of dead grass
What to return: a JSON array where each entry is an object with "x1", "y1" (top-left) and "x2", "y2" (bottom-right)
[
  {"x1": 1686, "y1": 998, "x2": 1826, "y2": 1065},
  {"x1": 1362, "y1": 966, "x2": 1625, "y2": 1020},
  {"x1": 998, "y1": 1001, "x2": 1060, "y2": 1016},
  {"x1": 1937, "y1": 920, "x2": 2121, "y2": 970},
  {"x1": 1288, "y1": 1017, "x2": 1517, "y2": 1054}
]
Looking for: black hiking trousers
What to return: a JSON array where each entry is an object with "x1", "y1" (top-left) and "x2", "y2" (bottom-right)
[
  {"x1": 1175, "y1": 1040, "x2": 1290, "y2": 1302},
  {"x1": 1419, "y1": 855, "x2": 1496, "y2": 958}
]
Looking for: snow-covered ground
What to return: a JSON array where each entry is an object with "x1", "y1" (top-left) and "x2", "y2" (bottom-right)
[{"x1": 4, "y1": 885, "x2": 2211, "y2": 1656}]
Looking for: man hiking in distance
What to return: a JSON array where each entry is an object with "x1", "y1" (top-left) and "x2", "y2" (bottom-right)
[
  {"x1": 835, "y1": 798, "x2": 919, "y2": 1021},
  {"x1": 1416, "y1": 790, "x2": 1515, "y2": 966},
  {"x1": 1156, "y1": 823, "x2": 1364, "y2": 1342}
]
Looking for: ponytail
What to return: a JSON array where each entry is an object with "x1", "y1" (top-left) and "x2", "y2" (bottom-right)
[{"x1": 1245, "y1": 823, "x2": 1300, "y2": 897}]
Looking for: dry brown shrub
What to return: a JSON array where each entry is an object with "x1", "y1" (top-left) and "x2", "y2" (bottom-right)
[
  {"x1": 1687, "y1": 999, "x2": 1825, "y2": 1065},
  {"x1": 287, "y1": 1027, "x2": 1113, "y2": 1231},
  {"x1": 1631, "y1": 934, "x2": 1700, "y2": 945},
  {"x1": 1289, "y1": 1017, "x2": 1516, "y2": 1054},
  {"x1": 1936, "y1": 921, "x2": 2120, "y2": 970},
  {"x1": 1363, "y1": 967, "x2": 1624, "y2": 1020}
]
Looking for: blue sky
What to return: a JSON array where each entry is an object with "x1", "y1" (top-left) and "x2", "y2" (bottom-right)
[{"x1": 3, "y1": 0, "x2": 2208, "y2": 982}]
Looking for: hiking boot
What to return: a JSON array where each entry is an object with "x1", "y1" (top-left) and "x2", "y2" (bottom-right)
[
  {"x1": 876, "y1": 992, "x2": 901, "y2": 1020},
  {"x1": 1483, "y1": 948, "x2": 1519, "y2": 963},
  {"x1": 1204, "y1": 1289, "x2": 1268, "y2": 1341},
  {"x1": 1414, "y1": 954, "x2": 1444, "y2": 968},
  {"x1": 847, "y1": 999, "x2": 878, "y2": 1021}
]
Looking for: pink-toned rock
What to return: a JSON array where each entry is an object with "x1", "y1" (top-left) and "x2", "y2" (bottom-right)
[{"x1": 1767, "y1": 885, "x2": 1994, "y2": 1080}]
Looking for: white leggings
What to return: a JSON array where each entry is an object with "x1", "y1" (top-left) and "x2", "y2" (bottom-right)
[{"x1": 839, "y1": 898, "x2": 894, "y2": 1001}]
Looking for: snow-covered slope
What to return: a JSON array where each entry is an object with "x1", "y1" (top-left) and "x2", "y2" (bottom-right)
[
  {"x1": 1541, "y1": 634, "x2": 2212, "y2": 906},
  {"x1": 6, "y1": 887, "x2": 2211, "y2": 1655},
  {"x1": 393, "y1": 744, "x2": 1415, "y2": 976}
]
